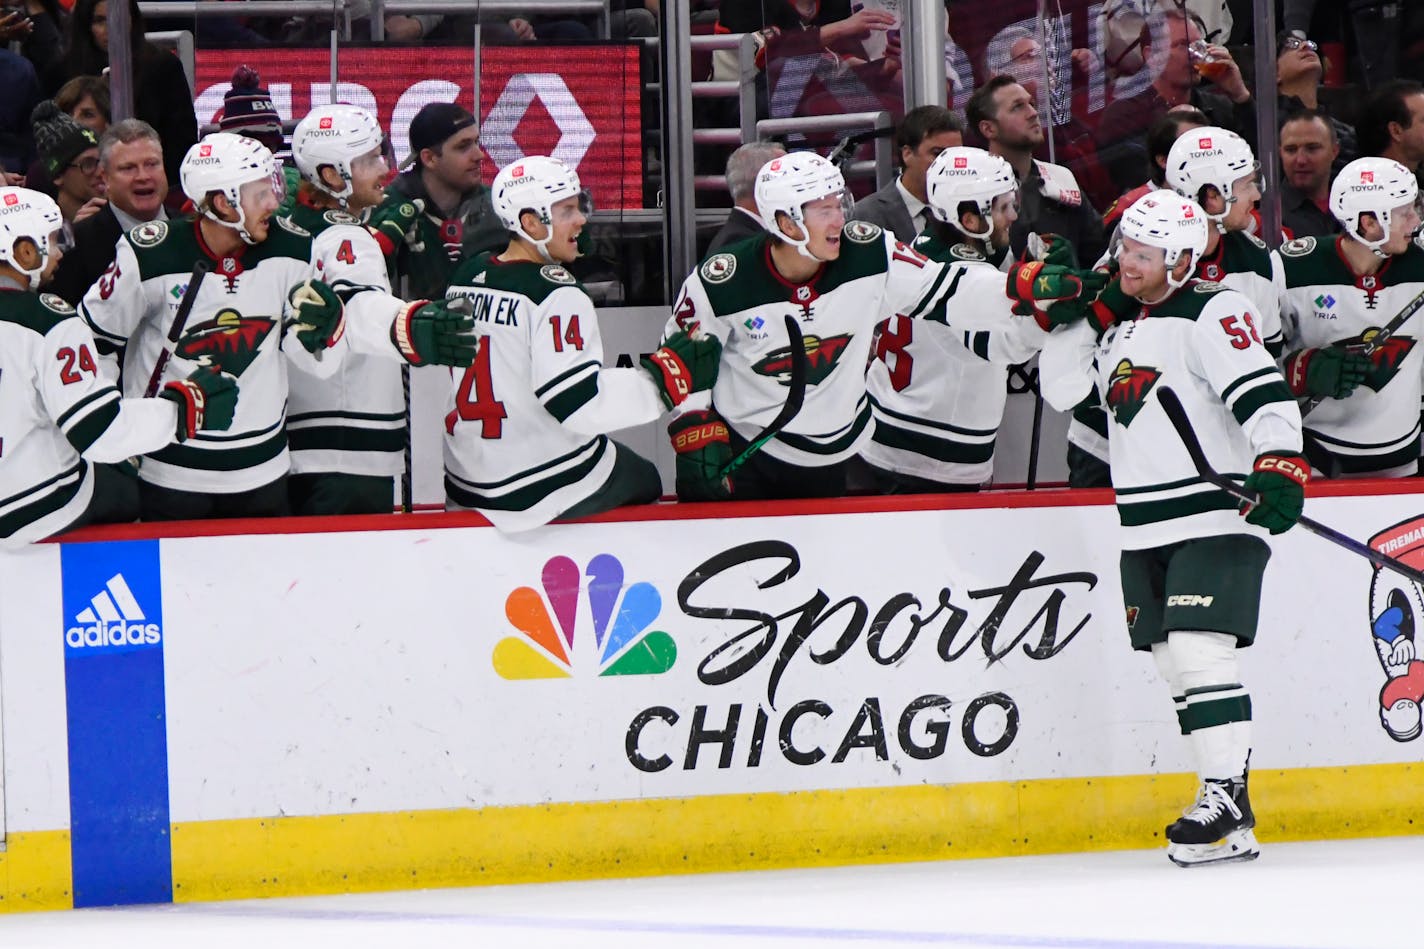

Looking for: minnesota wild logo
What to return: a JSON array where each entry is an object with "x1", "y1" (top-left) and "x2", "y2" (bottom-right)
[
  {"x1": 1341, "y1": 329, "x2": 1415, "y2": 392},
  {"x1": 1105, "y1": 359, "x2": 1162, "y2": 427},
  {"x1": 176, "y1": 309, "x2": 276, "y2": 376},
  {"x1": 751, "y1": 333, "x2": 851, "y2": 385}
]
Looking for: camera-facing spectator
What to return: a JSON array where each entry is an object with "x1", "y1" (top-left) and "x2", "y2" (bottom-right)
[
  {"x1": 706, "y1": 140, "x2": 785, "y2": 257},
  {"x1": 853, "y1": 106, "x2": 963, "y2": 242},
  {"x1": 1278, "y1": 109, "x2": 1342, "y2": 240},
  {"x1": 50, "y1": 119, "x2": 168, "y2": 305},
  {"x1": 1356, "y1": 79, "x2": 1424, "y2": 178},
  {"x1": 30, "y1": 100, "x2": 102, "y2": 236},
  {"x1": 1275, "y1": 30, "x2": 1355, "y2": 175},
  {"x1": 55, "y1": 75, "x2": 112, "y2": 136}
]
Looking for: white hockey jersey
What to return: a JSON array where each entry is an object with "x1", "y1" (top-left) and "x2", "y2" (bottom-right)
[
  {"x1": 1279, "y1": 235, "x2": 1424, "y2": 476},
  {"x1": 1099, "y1": 279, "x2": 1301, "y2": 549},
  {"x1": 1195, "y1": 228, "x2": 1286, "y2": 352},
  {"x1": 286, "y1": 201, "x2": 407, "y2": 479},
  {"x1": 862, "y1": 233, "x2": 1049, "y2": 485},
  {"x1": 442, "y1": 253, "x2": 665, "y2": 532},
  {"x1": 664, "y1": 222, "x2": 948, "y2": 467},
  {"x1": 0, "y1": 286, "x2": 180, "y2": 544},
  {"x1": 80, "y1": 216, "x2": 324, "y2": 494}
]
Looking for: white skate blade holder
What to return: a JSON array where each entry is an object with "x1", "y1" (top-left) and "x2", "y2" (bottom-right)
[{"x1": 1167, "y1": 828, "x2": 1261, "y2": 868}]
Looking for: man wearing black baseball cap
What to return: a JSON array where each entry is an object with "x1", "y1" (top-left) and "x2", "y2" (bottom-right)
[{"x1": 374, "y1": 101, "x2": 506, "y2": 298}]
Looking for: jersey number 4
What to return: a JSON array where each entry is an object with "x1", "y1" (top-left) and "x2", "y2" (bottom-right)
[{"x1": 447, "y1": 339, "x2": 507, "y2": 438}]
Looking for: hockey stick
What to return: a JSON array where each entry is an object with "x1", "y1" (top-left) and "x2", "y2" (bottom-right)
[
  {"x1": 720, "y1": 314, "x2": 808, "y2": 480},
  {"x1": 1158, "y1": 386, "x2": 1424, "y2": 586},
  {"x1": 143, "y1": 259, "x2": 211, "y2": 398},
  {"x1": 1300, "y1": 284, "x2": 1424, "y2": 418}
]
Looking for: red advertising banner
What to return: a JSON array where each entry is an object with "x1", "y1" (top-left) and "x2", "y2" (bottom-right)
[{"x1": 194, "y1": 45, "x2": 643, "y2": 210}]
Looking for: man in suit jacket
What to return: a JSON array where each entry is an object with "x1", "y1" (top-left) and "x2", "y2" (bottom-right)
[
  {"x1": 852, "y1": 106, "x2": 964, "y2": 242},
  {"x1": 51, "y1": 119, "x2": 168, "y2": 305},
  {"x1": 706, "y1": 140, "x2": 786, "y2": 257}
]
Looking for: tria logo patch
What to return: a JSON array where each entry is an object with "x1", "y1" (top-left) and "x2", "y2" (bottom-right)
[
  {"x1": 751, "y1": 332, "x2": 851, "y2": 386},
  {"x1": 66, "y1": 574, "x2": 160, "y2": 649},
  {"x1": 1105, "y1": 359, "x2": 1162, "y2": 427},
  {"x1": 1315, "y1": 293, "x2": 1336, "y2": 309},
  {"x1": 176, "y1": 309, "x2": 276, "y2": 376}
]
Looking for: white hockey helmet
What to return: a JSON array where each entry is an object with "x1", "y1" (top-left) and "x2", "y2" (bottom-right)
[
  {"x1": 181, "y1": 133, "x2": 282, "y2": 245},
  {"x1": 1331, "y1": 156, "x2": 1420, "y2": 256},
  {"x1": 292, "y1": 104, "x2": 385, "y2": 205},
  {"x1": 1165, "y1": 126, "x2": 1259, "y2": 230},
  {"x1": 753, "y1": 151, "x2": 852, "y2": 260},
  {"x1": 490, "y1": 155, "x2": 589, "y2": 262},
  {"x1": 0, "y1": 187, "x2": 63, "y2": 290},
  {"x1": 1118, "y1": 193, "x2": 1210, "y2": 290},
  {"x1": 925, "y1": 146, "x2": 1017, "y2": 241}
]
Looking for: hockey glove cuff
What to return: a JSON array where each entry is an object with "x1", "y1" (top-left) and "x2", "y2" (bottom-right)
[
  {"x1": 668, "y1": 410, "x2": 733, "y2": 501},
  {"x1": 1241, "y1": 451, "x2": 1309, "y2": 534},
  {"x1": 288, "y1": 279, "x2": 347, "y2": 353},
  {"x1": 1088, "y1": 275, "x2": 1138, "y2": 332},
  {"x1": 160, "y1": 367, "x2": 238, "y2": 441},
  {"x1": 392, "y1": 299, "x2": 477, "y2": 367},
  {"x1": 643, "y1": 330, "x2": 722, "y2": 409},
  {"x1": 367, "y1": 195, "x2": 424, "y2": 257},
  {"x1": 1283, "y1": 345, "x2": 1372, "y2": 399}
]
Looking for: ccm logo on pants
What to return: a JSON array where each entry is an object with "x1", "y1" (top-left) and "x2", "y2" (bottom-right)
[{"x1": 1167, "y1": 594, "x2": 1216, "y2": 607}]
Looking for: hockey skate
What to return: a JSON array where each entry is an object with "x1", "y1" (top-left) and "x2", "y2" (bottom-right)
[{"x1": 1165, "y1": 776, "x2": 1260, "y2": 868}]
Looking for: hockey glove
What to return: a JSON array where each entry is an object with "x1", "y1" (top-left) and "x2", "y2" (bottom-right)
[
  {"x1": 1007, "y1": 262, "x2": 1109, "y2": 331},
  {"x1": 1241, "y1": 451, "x2": 1309, "y2": 535},
  {"x1": 1087, "y1": 275, "x2": 1139, "y2": 332},
  {"x1": 391, "y1": 298, "x2": 478, "y2": 367},
  {"x1": 367, "y1": 195, "x2": 424, "y2": 257},
  {"x1": 1283, "y1": 345, "x2": 1372, "y2": 399},
  {"x1": 160, "y1": 366, "x2": 238, "y2": 441},
  {"x1": 287, "y1": 279, "x2": 347, "y2": 353},
  {"x1": 642, "y1": 330, "x2": 722, "y2": 410},
  {"x1": 1033, "y1": 232, "x2": 1080, "y2": 269},
  {"x1": 669, "y1": 410, "x2": 733, "y2": 501}
]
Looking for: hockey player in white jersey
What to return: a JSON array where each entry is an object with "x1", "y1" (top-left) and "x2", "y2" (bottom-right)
[
  {"x1": 860, "y1": 146, "x2": 1054, "y2": 491},
  {"x1": 442, "y1": 156, "x2": 720, "y2": 531},
  {"x1": 1102, "y1": 193, "x2": 1304, "y2": 867},
  {"x1": 81, "y1": 133, "x2": 345, "y2": 521},
  {"x1": 286, "y1": 104, "x2": 476, "y2": 515},
  {"x1": 1278, "y1": 156, "x2": 1424, "y2": 477},
  {"x1": 664, "y1": 150, "x2": 1104, "y2": 500},
  {"x1": 0, "y1": 187, "x2": 238, "y2": 544}
]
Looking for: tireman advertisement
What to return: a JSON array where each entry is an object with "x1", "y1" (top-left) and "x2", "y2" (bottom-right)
[{"x1": 1368, "y1": 516, "x2": 1424, "y2": 741}]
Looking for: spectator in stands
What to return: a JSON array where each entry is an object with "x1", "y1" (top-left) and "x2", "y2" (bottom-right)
[
  {"x1": 1284, "y1": 0, "x2": 1399, "y2": 91},
  {"x1": 853, "y1": 106, "x2": 963, "y2": 242},
  {"x1": 1102, "y1": 107, "x2": 1210, "y2": 232},
  {"x1": 51, "y1": 1, "x2": 197, "y2": 195},
  {"x1": 30, "y1": 100, "x2": 102, "y2": 237},
  {"x1": 55, "y1": 75, "x2": 112, "y2": 136},
  {"x1": 50, "y1": 119, "x2": 167, "y2": 305},
  {"x1": 1096, "y1": 6, "x2": 1253, "y2": 193},
  {"x1": 1356, "y1": 79, "x2": 1424, "y2": 176},
  {"x1": 2, "y1": 1, "x2": 65, "y2": 81},
  {"x1": 968, "y1": 76, "x2": 1107, "y2": 264},
  {"x1": 0, "y1": 46, "x2": 42, "y2": 175},
  {"x1": 1276, "y1": 29, "x2": 1356, "y2": 174},
  {"x1": 383, "y1": 102, "x2": 507, "y2": 299},
  {"x1": 1278, "y1": 109, "x2": 1343, "y2": 239},
  {"x1": 707, "y1": 140, "x2": 785, "y2": 256},
  {"x1": 472, "y1": 10, "x2": 593, "y2": 43},
  {"x1": 217, "y1": 65, "x2": 299, "y2": 212}
]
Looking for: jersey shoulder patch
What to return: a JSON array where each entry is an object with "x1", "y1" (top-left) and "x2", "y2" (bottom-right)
[
  {"x1": 948, "y1": 242, "x2": 985, "y2": 262},
  {"x1": 129, "y1": 220, "x2": 168, "y2": 248},
  {"x1": 539, "y1": 264, "x2": 577, "y2": 285},
  {"x1": 1193, "y1": 280, "x2": 1228, "y2": 293},
  {"x1": 39, "y1": 292, "x2": 75, "y2": 315},
  {"x1": 844, "y1": 220, "x2": 882, "y2": 244},
  {"x1": 323, "y1": 210, "x2": 361, "y2": 227},
  {"x1": 1279, "y1": 236, "x2": 1316, "y2": 257},
  {"x1": 1242, "y1": 231, "x2": 1268, "y2": 250},
  {"x1": 273, "y1": 216, "x2": 311, "y2": 238},
  {"x1": 699, "y1": 253, "x2": 737, "y2": 284}
]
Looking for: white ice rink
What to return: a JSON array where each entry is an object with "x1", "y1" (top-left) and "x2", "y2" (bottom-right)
[{"x1": 0, "y1": 836, "x2": 1416, "y2": 948}]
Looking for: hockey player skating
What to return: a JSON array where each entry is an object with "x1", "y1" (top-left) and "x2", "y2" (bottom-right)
[
  {"x1": 81, "y1": 133, "x2": 344, "y2": 520},
  {"x1": 663, "y1": 150, "x2": 1103, "y2": 501},
  {"x1": 0, "y1": 187, "x2": 237, "y2": 544},
  {"x1": 860, "y1": 146, "x2": 1054, "y2": 491},
  {"x1": 1278, "y1": 156, "x2": 1424, "y2": 478},
  {"x1": 286, "y1": 104, "x2": 476, "y2": 515},
  {"x1": 442, "y1": 156, "x2": 720, "y2": 531},
  {"x1": 1101, "y1": 193, "x2": 1305, "y2": 867}
]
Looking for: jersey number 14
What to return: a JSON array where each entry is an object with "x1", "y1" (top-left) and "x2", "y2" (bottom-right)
[{"x1": 446, "y1": 340, "x2": 508, "y2": 438}]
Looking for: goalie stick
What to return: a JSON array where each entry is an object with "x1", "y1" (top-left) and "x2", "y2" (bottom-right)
[
  {"x1": 1300, "y1": 284, "x2": 1424, "y2": 418},
  {"x1": 1158, "y1": 385, "x2": 1424, "y2": 586},
  {"x1": 720, "y1": 314, "x2": 808, "y2": 480},
  {"x1": 143, "y1": 259, "x2": 211, "y2": 398}
]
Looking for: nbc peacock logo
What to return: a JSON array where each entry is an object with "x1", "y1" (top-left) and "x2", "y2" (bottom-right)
[{"x1": 492, "y1": 554, "x2": 677, "y2": 679}]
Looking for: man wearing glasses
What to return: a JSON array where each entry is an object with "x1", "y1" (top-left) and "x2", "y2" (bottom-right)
[
  {"x1": 1275, "y1": 30, "x2": 1357, "y2": 175},
  {"x1": 29, "y1": 99, "x2": 101, "y2": 244}
]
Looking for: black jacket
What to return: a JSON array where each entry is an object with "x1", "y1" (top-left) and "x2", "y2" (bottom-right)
[
  {"x1": 50, "y1": 203, "x2": 124, "y2": 306},
  {"x1": 706, "y1": 207, "x2": 768, "y2": 258}
]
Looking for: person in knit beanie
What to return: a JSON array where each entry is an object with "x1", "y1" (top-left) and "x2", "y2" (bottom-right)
[
  {"x1": 30, "y1": 99, "x2": 102, "y2": 226},
  {"x1": 218, "y1": 65, "x2": 298, "y2": 212}
]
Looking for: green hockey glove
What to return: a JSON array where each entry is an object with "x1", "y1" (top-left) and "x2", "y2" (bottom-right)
[
  {"x1": 367, "y1": 195, "x2": 424, "y2": 257},
  {"x1": 287, "y1": 279, "x2": 347, "y2": 353},
  {"x1": 391, "y1": 298, "x2": 477, "y2": 367},
  {"x1": 1283, "y1": 345, "x2": 1372, "y2": 399},
  {"x1": 668, "y1": 410, "x2": 733, "y2": 501},
  {"x1": 1007, "y1": 261, "x2": 1109, "y2": 330},
  {"x1": 1088, "y1": 275, "x2": 1139, "y2": 332},
  {"x1": 642, "y1": 330, "x2": 722, "y2": 409},
  {"x1": 161, "y1": 366, "x2": 238, "y2": 441},
  {"x1": 1241, "y1": 452, "x2": 1309, "y2": 534}
]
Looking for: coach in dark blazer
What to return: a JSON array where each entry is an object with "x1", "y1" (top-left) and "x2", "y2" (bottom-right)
[
  {"x1": 706, "y1": 140, "x2": 786, "y2": 258},
  {"x1": 852, "y1": 106, "x2": 964, "y2": 242},
  {"x1": 51, "y1": 120, "x2": 168, "y2": 305}
]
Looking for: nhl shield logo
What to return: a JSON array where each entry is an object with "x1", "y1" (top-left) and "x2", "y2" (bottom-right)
[
  {"x1": 1203, "y1": 263, "x2": 1221, "y2": 280},
  {"x1": 1105, "y1": 359, "x2": 1162, "y2": 427}
]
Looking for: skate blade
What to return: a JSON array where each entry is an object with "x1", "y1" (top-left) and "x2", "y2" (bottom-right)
[{"x1": 1167, "y1": 829, "x2": 1260, "y2": 868}]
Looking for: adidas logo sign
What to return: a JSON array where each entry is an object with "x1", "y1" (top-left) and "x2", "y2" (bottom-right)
[{"x1": 66, "y1": 573, "x2": 160, "y2": 649}]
